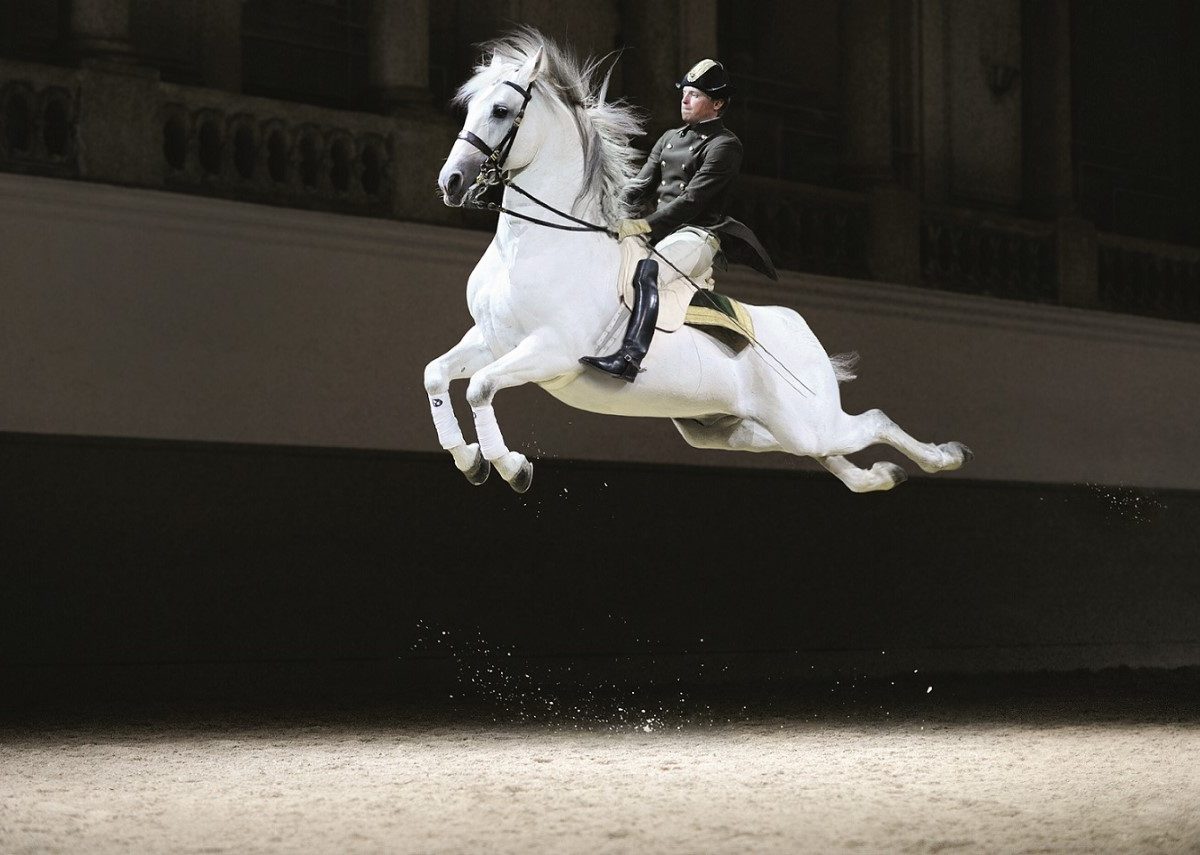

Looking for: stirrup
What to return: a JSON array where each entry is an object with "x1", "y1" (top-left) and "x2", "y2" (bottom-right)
[{"x1": 579, "y1": 350, "x2": 642, "y2": 382}]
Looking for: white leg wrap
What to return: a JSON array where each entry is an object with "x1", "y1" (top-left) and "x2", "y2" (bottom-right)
[
  {"x1": 472, "y1": 406, "x2": 508, "y2": 460},
  {"x1": 429, "y1": 393, "x2": 465, "y2": 450}
]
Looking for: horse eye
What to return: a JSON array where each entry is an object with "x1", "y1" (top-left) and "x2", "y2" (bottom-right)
[{"x1": 491, "y1": 104, "x2": 510, "y2": 119}]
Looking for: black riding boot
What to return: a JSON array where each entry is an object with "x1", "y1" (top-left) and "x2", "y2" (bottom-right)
[{"x1": 580, "y1": 259, "x2": 660, "y2": 382}]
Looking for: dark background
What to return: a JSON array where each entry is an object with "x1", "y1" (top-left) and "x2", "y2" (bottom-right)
[{"x1": 4, "y1": 432, "x2": 1197, "y2": 708}]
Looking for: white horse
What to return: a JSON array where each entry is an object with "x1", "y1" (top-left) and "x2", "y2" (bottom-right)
[{"x1": 426, "y1": 30, "x2": 970, "y2": 493}]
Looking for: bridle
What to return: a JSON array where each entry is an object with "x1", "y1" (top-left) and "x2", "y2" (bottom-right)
[
  {"x1": 456, "y1": 79, "x2": 615, "y2": 236},
  {"x1": 456, "y1": 80, "x2": 535, "y2": 190}
]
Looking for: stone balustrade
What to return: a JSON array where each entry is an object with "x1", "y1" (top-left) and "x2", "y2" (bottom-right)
[
  {"x1": 729, "y1": 175, "x2": 869, "y2": 279},
  {"x1": 0, "y1": 57, "x2": 458, "y2": 227},
  {"x1": 1098, "y1": 234, "x2": 1200, "y2": 323},
  {"x1": 159, "y1": 83, "x2": 397, "y2": 217},
  {"x1": 0, "y1": 62, "x2": 79, "y2": 179},
  {"x1": 921, "y1": 207, "x2": 1057, "y2": 303}
]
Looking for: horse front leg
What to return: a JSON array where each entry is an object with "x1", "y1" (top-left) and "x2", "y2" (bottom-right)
[
  {"x1": 424, "y1": 325, "x2": 497, "y2": 485},
  {"x1": 466, "y1": 335, "x2": 575, "y2": 493}
]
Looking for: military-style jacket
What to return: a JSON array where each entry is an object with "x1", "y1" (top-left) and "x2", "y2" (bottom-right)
[{"x1": 626, "y1": 118, "x2": 777, "y2": 279}]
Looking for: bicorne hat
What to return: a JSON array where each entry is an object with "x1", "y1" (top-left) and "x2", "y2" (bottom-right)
[{"x1": 675, "y1": 59, "x2": 734, "y2": 99}]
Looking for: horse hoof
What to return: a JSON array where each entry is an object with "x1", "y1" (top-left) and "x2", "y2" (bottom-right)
[
  {"x1": 868, "y1": 461, "x2": 902, "y2": 487},
  {"x1": 944, "y1": 441, "x2": 973, "y2": 469},
  {"x1": 465, "y1": 454, "x2": 490, "y2": 486},
  {"x1": 509, "y1": 459, "x2": 534, "y2": 494},
  {"x1": 458, "y1": 443, "x2": 490, "y2": 486}
]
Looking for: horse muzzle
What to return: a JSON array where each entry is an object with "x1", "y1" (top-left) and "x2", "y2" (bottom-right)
[{"x1": 438, "y1": 158, "x2": 485, "y2": 208}]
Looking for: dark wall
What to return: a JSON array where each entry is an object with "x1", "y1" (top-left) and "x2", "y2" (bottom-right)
[
  {"x1": 1071, "y1": 0, "x2": 1200, "y2": 244},
  {"x1": 4, "y1": 432, "x2": 1198, "y2": 687}
]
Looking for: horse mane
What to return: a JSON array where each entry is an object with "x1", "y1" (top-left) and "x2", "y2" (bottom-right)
[{"x1": 453, "y1": 27, "x2": 645, "y2": 223}]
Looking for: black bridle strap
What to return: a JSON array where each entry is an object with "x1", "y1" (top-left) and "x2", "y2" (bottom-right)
[
  {"x1": 504, "y1": 182, "x2": 613, "y2": 233},
  {"x1": 456, "y1": 80, "x2": 535, "y2": 169},
  {"x1": 485, "y1": 200, "x2": 613, "y2": 234},
  {"x1": 500, "y1": 79, "x2": 532, "y2": 99},
  {"x1": 457, "y1": 130, "x2": 496, "y2": 159}
]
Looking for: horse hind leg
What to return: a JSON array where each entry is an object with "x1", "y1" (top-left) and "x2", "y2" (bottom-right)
[
  {"x1": 835, "y1": 408, "x2": 972, "y2": 474},
  {"x1": 741, "y1": 408, "x2": 915, "y2": 492},
  {"x1": 674, "y1": 417, "x2": 908, "y2": 493}
]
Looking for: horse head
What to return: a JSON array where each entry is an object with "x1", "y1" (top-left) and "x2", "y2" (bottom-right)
[{"x1": 438, "y1": 47, "x2": 548, "y2": 208}]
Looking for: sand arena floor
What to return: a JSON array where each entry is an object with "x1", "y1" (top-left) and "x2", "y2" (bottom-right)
[{"x1": 3, "y1": 676, "x2": 1199, "y2": 854}]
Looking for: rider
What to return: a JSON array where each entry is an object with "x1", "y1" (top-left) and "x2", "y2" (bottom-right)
[{"x1": 580, "y1": 58, "x2": 777, "y2": 382}]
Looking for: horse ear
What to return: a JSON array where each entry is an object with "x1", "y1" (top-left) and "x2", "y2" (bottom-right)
[
  {"x1": 521, "y1": 46, "x2": 546, "y2": 82},
  {"x1": 489, "y1": 52, "x2": 504, "y2": 69}
]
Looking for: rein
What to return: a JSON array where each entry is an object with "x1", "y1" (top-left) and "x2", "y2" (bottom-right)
[{"x1": 485, "y1": 182, "x2": 616, "y2": 235}]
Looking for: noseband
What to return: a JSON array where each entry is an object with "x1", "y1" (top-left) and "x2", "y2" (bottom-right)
[{"x1": 456, "y1": 80, "x2": 535, "y2": 189}]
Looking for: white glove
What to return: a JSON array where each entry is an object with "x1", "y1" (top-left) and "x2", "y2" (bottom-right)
[{"x1": 615, "y1": 218, "x2": 652, "y2": 241}]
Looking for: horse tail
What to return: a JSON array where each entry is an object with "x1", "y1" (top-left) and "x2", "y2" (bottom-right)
[{"x1": 829, "y1": 351, "x2": 859, "y2": 384}]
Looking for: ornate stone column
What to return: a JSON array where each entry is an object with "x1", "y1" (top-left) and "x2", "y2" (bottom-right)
[
  {"x1": 1022, "y1": 0, "x2": 1073, "y2": 218},
  {"x1": 68, "y1": 0, "x2": 159, "y2": 186},
  {"x1": 69, "y1": 0, "x2": 135, "y2": 64},
  {"x1": 842, "y1": 0, "x2": 920, "y2": 285},
  {"x1": 841, "y1": 0, "x2": 893, "y2": 185},
  {"x1": 199, "y1": 0, "x2": 244, "y2": 93},
  {"x1": 1022, "y1": 0, "x2": 1097, "y2": 306},
  {"x1": 679, "y1": 0, "x2": 718, "y2": 69},
  {"x1": 619, "y1": 1, "x2": 718, "y2": 141},
  {"x1": 919, "y1": 0, "x2": 950, "y2": 203},
  {"x1": 620, "y1": 1, "x2": 682, "y2": 139},
  {"x1": 368, "y1": 0, "x2": 432, "y2": 113}
]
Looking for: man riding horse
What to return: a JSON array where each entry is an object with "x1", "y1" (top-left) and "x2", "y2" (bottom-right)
[{"x1": 580, "y1": 59, "x2": 777, "y2": 382}]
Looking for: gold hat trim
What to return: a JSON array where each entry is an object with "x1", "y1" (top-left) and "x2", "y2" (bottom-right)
[{"x1": 685, "y1": 59, "x2": 719, "y2": 82}]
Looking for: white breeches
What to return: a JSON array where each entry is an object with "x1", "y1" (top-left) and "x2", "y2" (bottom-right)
[{"x1": 653, "y1": 227, "x2": 720, "y2": 285}]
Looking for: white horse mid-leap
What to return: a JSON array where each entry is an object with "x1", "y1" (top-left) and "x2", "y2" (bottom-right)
[{"x1": 426, "y1": 30, "x2": 970, "y2": 493}]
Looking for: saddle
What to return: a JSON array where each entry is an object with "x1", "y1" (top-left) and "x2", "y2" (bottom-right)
[{"x1": 616, "y1": 237, "x2": 754, "y2": 346}]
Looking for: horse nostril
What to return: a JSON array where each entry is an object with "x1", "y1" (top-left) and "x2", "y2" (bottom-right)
[{"x1": 447, "y1": 172, "x2": 463, "y2": 195}]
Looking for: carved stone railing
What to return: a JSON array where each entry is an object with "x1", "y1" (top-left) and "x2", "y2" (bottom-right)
[
  {"x1": 921, "y1": 207, "x2": 1057, "y2": 303},
  {"x1": 1098, "y1": 234, "x2": 1200, "y2": 323},
  {"x1": 729, "y1": 175, "x2": 868, "y2": 279},
  {"x1": 158, "y1": 83, "x2": 400, "y2": 217},
  {"x1": 0, "y1": 62, "x2": 79, "y2": 180},
  {"x1": 0, "y1": 58, "x2": 460, "y2": 228}
]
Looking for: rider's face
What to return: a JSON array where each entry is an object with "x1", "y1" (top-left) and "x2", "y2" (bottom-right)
[{"x1": 680, "y1": 87, "x2": 722, "y2": 124}]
